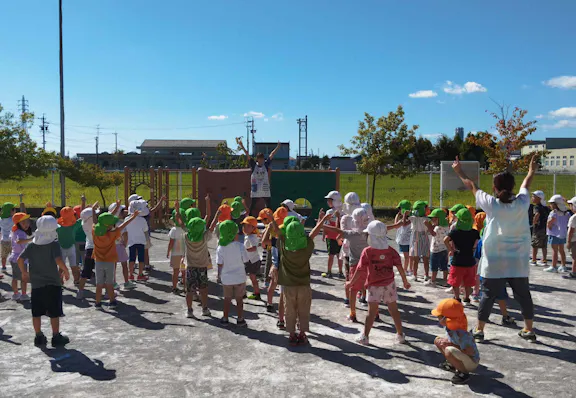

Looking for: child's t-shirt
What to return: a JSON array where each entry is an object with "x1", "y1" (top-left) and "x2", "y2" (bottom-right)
[
  {"x1": 569, "y1": 214, "x2": 576, "y2": 243},
  {"x1": 185, "y1": 231, "x2": 213, "y2": 268},
  {"x1": 9, "y1": 229, "x2": 31, "y2": 264},
  {"x1": 125, "y1": 216, "x2": 149, "y2": 247},
  {"x1": 216, "y1": 241, "x2": 249, "y2": 285},
  {"x1": 395, "y1": 224, "x2": 412, "y2": 246},
  {"x1": 430, "y1": 226, "x2": 448, "y2": 253},
  {"x1": 82, "y1": 219, "x2": 94, "y2": 250},
  {"x1": 547, "y1": 210, "x2": 570, "y2": 239},
  {"x1": 56, "y1": 224, "x2": 77, "y2": 249},
  {"x1": 92, "y1": 229, "x2": 121, "y2": 263},
  {"x1": 74, "y1": 219, "x2": 86, "y2": 244},
  {"x1": 278, "y1": 236, "x2": 315, "y2": 287},
  {"x1": 356, "y1": 246, "x2": 402, "y2": 287},
  {"x1": 448, "y1": 229, "x2": 480, "y2": 267},
  {"x1": 18, "y1": 241, "x2": 62, "y2": 288},
  {"x1": 244, "y1": 234, "x2": 261, "y2": 264},
  {"x1": 168, "y1": 226, "x2": 185, "y2": 257},
  {"x1": 0, "y1": 216, "x2": 13, "y2": 241},
  {"x1": 446, "y1": 329, "x2": 480, "y2": 363},
  {"x1": 324, "y1": 209, "x2": 339, "y2": 240},
  {"x1": 342, "y1": 230, "x2": 368, "y2": 266},
  {"x1": 409, "y1": 216, "x2": 428, "y2": 233}
]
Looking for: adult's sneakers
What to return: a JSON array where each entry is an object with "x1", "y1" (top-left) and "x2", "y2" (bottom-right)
[
  {"x1": 472, "y1": 328, "x2": 485, "y2": 343},
  {"x1": 544, "y1": 266, "x2": 558, "y2": 273},
  {"x1": 34, "y1": 332, "x2": 48, "y2": 347},
  {"x1": 518, "y1": 329, "x2": 537, "y2": 342}
]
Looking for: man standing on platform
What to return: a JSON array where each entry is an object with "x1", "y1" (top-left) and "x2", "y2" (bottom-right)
[{"x1": 237, "y1": 138, "x2": 281, "y2": 216}]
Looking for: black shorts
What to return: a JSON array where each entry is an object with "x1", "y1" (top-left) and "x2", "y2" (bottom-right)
[
  {"x1": 81, "y1": 249, "x2": 95, "y2": 279},
  {"x1": 129, "y1": 244, "x2": 145, "y2": 263},
  {"x1": 326, "y1": 239, "x2": 342, "y2": 256},
  {"x1": 31, "y1": 285, "x2": 64, "y2": 318},
  {"x1": 186, "y1": 267, "x2": 208, "y2": 291},
  {"x1": 245, "y1": 259, "x2": 261, "y2": 275}
]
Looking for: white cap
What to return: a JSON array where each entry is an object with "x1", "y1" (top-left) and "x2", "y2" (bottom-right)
[
  {"x1": 532, "y1": 190, "x2": 545, "y2": 202},
  {"x1": 282, "y1": 199, "x2": 295, "y2": 211},
  {"x1": 80, "y1": 207, "x2": 94, "y2": 222},
  {"x1": 548, "y1": 194, "x2": 564, "y2": 204},
  {"x1": 128, "y1": 194, "x2": 142, "y2": 203},
  {"x1": 108, "y1": 203, "x2": 126, "y2": 214},
  {"x1": 363, "y1": 220, "x2": 387, "y2": 236},
  {"x1": 36, "y1": 215, "x2": 59, "y2": 233},
  {"x1": 344, "y1": 192, "x2": 361, "y2": 205},
  {"x1": 567, "y1": 197, "x2": 576, "y2": 205},
  {"x1": 324, "y1": 191, "x2": 342, "y2": 201}
]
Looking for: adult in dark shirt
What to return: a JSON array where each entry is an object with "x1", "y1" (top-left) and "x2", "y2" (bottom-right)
[
  {"x1": 530, "y1": 190, "x2": 549, "y2": 266},
  {"x1": 237, "y1": 138, "x2": 281, "y2": 216}
]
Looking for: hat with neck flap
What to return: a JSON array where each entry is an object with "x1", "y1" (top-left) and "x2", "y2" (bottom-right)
[
  {"x1": 187, "y1": 217, "x2": 206, "y2": 242},
  {"x1": 58, "y1": 206, "x2": 76, "y2": 227},
  {"x1": 171, "y1": 209, "x2": 186, "y2": 228},
  {"x1": 185, "y1": 207, "x2": 201, "y2": 223},
  {"x1": 352, "y1": 208, "x2": 370, "y2": 232},
  {"x1": 280, "y1": 215, "x2": 299, "y2": 235},
  {"x1": 343, "y1": 192, "x2": 361, "y2": 215},
  {"x1": 455, "y1": 208, "x2": 473, "y2": 231},
  {"x1": 397, "y1": 200, "x2": 411, "y2": 213},
  {"x1": 94, "y1": 212, "x2": 119, "y2": 236},
  {"x1": 42, "y1": 202, "x2": 57, "y2": 217},
  {"x1": 412, "y1": 201, "x2": 428, "y2": 217},
  {"x1": 1, "y1": 202, "x2": 15, "y2": 219},
  {"x1": 340, "y1": 214, "x2": 354, "y2": 230},
  {"x1": 218, "y1": 204, "x2": 232, "y2": 222},
  {"x1": 180, "y1": 197, "x2": 196, "y2": 209},
  {"x1": 274, "y1": 207, "x2": 288, "y2": 226},
  {"x1": 428, "y1": 208, "x2": 448, "y2": 227},
  {"x1": 361, "y1": 203, "x2": 375, "y2": 222},
  {"x1": 218, "y1": 220, "x2": 238, "y2": 246},
  {"x1": 285, "y1": 221, "x2": 308, "y2": 251},
  {"x1": 231, "y1": 200, "x2": 243, "y2": 219},
  {"x1": 363, "y1": 220, "x2": 388, "y2": 250}
]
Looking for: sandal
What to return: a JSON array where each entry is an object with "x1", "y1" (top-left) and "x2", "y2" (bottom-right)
[
  {"x1": 277, "y1": 320, "x2": 285, "y2": 330},
  {"x1": 297, "y1": 332, "x2": 309, "y2": 345},
  {"x1": 439, "y1": 361, "x2": 456, "y2": 372}
]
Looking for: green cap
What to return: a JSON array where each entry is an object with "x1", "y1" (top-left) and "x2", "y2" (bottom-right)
[
  {"x1": 455, "y1": 208, "x2": 473, "y2": 231},
  {"x1": 450, "y1": 204, "x2": 465, "y2": 213},
  {"x1": 285, "y1": 222, "x2": 308, "y2": 251},
  {"x1": 397, "y1": 200, "x2": 412, "y2": 212},
  {"x1": 1, "y1": 202, "x2": 15, "y2": 219},
  {"x1": 412, "y1": 200, "x2": 428, "y2": 217},
  {"x1": 218, "y1": 220, "x2": 238, "y2": 246},
  {"x1": 185, "y1": 207, "x2": 201, "y2": 223},
  {"x1": 186, "y1": 217, "x2": 206, "y2": 242},
  {"x1": 180, "y1": 197, "x2": 196, "y2": 209},
  {"x1": 428, "y1": 208, "x2": 448, "y2": 227},
  {"x1": 94, "y1": 212, "x2": 119, "y2": 236}
]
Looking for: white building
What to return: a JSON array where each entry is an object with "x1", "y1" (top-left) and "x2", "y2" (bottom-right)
[{"x1": 523, "y1": 138, "x2": 576, "y2": 172}]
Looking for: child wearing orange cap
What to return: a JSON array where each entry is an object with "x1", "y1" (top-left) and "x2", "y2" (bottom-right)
[
  {"x1": 257, "y1": 208, "x2": 274, "y2": 288},
  {"x1": 8, "y1": 212, "x2": 33, "y2": 300},
  {"x1": 242, "y1": 216, "x2": 262, "y2": 300},
  {"x1": 432, "y1": 298, "x2": 480, "y2": 385},
  {"x1": 57, "y1": 206, "x2": 82, "y2": 285}
]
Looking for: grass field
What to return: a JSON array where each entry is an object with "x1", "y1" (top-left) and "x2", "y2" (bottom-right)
[{"x1": 1, "y1": 171, "x2": 575, "y2": 209}]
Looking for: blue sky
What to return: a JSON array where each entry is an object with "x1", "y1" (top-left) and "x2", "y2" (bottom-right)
[{"x1": 1, "y1": 0, "x2": 575, "y2": 158}]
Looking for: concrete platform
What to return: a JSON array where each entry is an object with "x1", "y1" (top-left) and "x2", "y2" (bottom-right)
[{"x1": 0, "y1": 231, "x2": 575, "y2": 398}]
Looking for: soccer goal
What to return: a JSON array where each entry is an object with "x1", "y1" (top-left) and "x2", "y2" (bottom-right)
[{"x1": 439, "y1": 161, "x2": 480, "y2": 207}]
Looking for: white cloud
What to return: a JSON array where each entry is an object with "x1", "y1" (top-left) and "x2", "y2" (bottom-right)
[
  {"x1": 244, "y1": 111, "x2": 265, "y2": 118},
  {"x1": 422, "y1": 133, "x2": 442, "y2": 140},
  {"x1": 535, "y1": 114, "x2": 544, "y2": 119},
  {"x1": 542, "y1": 120, "x2": 576, "y2": 130},
  {"x1": 443, "y1": 81, "x2": 487, "y2": 95},
  {"x1": 207, "y1": 115, "x2": 228, "y2": 120},
  {"x1": 543, "y1": 76, "x2": 576, "y2": 90},
  {"x1": 263, "y1": 118, "x2": 269, "y2": 122},
  {"x1": 271, "y1": 112, "x2": 284, "y2": 121},
  {"x1": 436, "y1": 100, "x2": 446, "y2": 104},
  {"x1": 408, "y1": 90, "x2": 438, "y2": 98},
  {"x1": 549, "y1": 107, "x2": 576, "y2": 119}
]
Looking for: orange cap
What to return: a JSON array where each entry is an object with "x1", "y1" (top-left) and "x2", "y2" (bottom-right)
[
  {"x1": 58, "y1": 206, "x2": 76, "y2": 227},
  {"x1": 474, "y1": 211, "x2": 486, "y2": 231},
  {"x1": 73, "y1": 205, "x2": 82, "y2": 219},
  {"x1": 257, "y1": 208, "x2": 272, "y2": 221},
  {"x1": 241, "y1": 216, "x2": 258, "y2": 234},
  {"x1": 12, "y1": 212, "x2": 31, "y2": 232},
  {"x1": 218, "y1": 205, "x2": 232, "y2": 222},
  {"x1": 466, "y1": 205, "x2": 476, "y2": 219},
  {"x1": 273, "y1": 207, "x2": 288, "y2": 225},
  {"x1": 431, "y1": 298, "x2": 467, "y2": 331}
]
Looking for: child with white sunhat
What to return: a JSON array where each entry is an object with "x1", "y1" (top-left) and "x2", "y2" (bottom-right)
[
  {"x1": 563, "y1": 197, "x2": 576, "y2": 279},
  {"x1": 343, "y1": 192, "x2": 361, "y2": 216},
  {"x1": 281, "y1": 199, "x2": 305, "y2": 223},
  {"x1": 530, "y1": 190, "x2": 549, "y2": 267},
  {"x1": 323, "y1": 190, "x2": 344, "y2": 278},
  {"x1": 545, "y1": 194, "x2": 570, "y2": 273},
  {"x1": 361, "y1": 203, "x2": 375, "y2": 222}
]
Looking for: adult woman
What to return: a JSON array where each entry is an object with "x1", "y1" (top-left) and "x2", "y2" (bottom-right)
[{"x1": 452, "y1": 155, "x2": 537, "y2": 343}]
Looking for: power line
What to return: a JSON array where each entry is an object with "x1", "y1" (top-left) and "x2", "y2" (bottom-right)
[{"x1": 49, "y1": 121, "x2": 246, "y2": 131}]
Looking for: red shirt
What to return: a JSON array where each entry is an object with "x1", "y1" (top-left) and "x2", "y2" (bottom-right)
[
  {"x1": 324, "y1": 209, "x2": 339, "y2": 240},
  {"x1": 356, "y1": 247, "x2": 402, "y2": 287}
]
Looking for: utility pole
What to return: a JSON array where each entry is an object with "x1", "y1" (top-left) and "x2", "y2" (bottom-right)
[
  {"x1": 113, "y1": 131, "x2": 119, "y2": 170},
  {"x1": 59, "y1": 0, "x2": 66, "y2": 206},
  {"x1": 114, "y1": 131, "x2": 118, "y2": 153},
  {"x1": 39, "y1": 114, "x2": 49, "y2": 150},
  {"x1": 18, "y1": 95, "x2": 29, "y2": 132},
  {"x1": 297, "y1": 115, "x2": 308, "y2": 167},
  {"x1": 245, "y1": 117, "x2": 254, "y2": 155},
  {"x1": 95, "y1": 125, "x2": 100, "y2": 165}
]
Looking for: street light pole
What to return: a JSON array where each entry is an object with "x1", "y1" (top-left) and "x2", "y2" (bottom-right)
[{"x1": 59, "y1": 0, "x2": 66, "y2": 206}]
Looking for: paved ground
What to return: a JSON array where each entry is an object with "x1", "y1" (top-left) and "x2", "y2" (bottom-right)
[{"x1": 1, "y1": 230, "x2": 575, "y2": 398}]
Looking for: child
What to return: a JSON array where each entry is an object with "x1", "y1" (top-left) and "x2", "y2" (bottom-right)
[
  {"x1": 231, "y1": 197, "x2": 248, "y2": 244},
  {"x1": 42, "y1": 202, "x2": 57, "y2": 217},
  {"x1": 167, "y1": 209, "x2": 186, "y2": 294},
  {"x1": 257, "y1": 208, "x2": 274, "y2": 287},
  {"x1": 432, "y1": 298, "x2": 480, "y2": 385},
  {"x1": 268, "y1": 209, "x2": 330, "y2": 345},
  {"x1": 444, "y1": 208, "x2": 480, "y2": 303},
  {"x1": 73, "y1": 202, "x2": 86, "y2": 269},
  {"x1": 262, "y1": 207, "x2": 287, "y2": 323},
  {"x1": 281, "y1": 199, "x2": 305, "y2": 223},
  {"x1": 125, "y1": 199, "x2": 150, "y2": 282},
  {"x1": 545, "y1": 195, "x2": 570, "y2": 273},
  {"x1": 448, "y1": 204, "x2": 465, "y2": 231},
  {"x1": 348, "y1": 220, "x2": 411, "y2": 345},
  {"x1": 530, "y1": 191, "x2": 549, "y2": 267},
  {"x1": 409, "y1": 200, "x2": 431, "y2": 282},
  {"x1": 564, "y1": 197, "x2": 576, "y2": 279},
  {"x1": 217, "y1": 220, "x2": 250, "y2": 326},
  {"x1": 9, "y1": 212, "x2": 33, "y2": 300},
  {"x1": 143, "y1": 195, "x2": 166, "y2": 271},
  {"x1": 343, "y1": 192, "x2": 361, "y2": 216},
  {"x1": 425, "y1": 208, "x2": 449, "y2": 287},
  {"x1": 323, "y1": 191, "x2": 343, "y2": 278},
  {"x1": 109, "y1": 202, "x2": 134, "y2": 290},
  {"x1": 57, "y1": 206, "x2": 81, "y2": 285},
  {"x1": 77, "y1": 206, "x2": 97, "y2": 299},
  {"x1": 338, "y1": 215, "x2": 354, "y2": 306},
  {"x1": 395, "y1": 200, "x2": 412, "y2": 274},
  {"x1": 92, "y1": 206, "x2": 139, "y2": 308},
  {"x1": 242, "y1": 216, "x2": 262, "y2": 300},
  {"x1": 1, "y1": 202, "x2": 17, "y2": 272},
  {"x1": 17, "y1": 216, "x2": 71, "y2": 347},
  {"x1": 361, "y1": 203, "x2": 375, "y2": 222}
]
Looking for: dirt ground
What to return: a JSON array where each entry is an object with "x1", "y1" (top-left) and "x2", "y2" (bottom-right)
[{"x1": 0, "y1": 230, "x2": 575, "y2": 398}]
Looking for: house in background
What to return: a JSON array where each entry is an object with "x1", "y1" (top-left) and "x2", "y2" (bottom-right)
[
  {"x1": 522, "y1": 138, "x2": 576, "y2": 172},
  {"x1": 330, "y1": 155, "x2": 361, "y2": 171}
]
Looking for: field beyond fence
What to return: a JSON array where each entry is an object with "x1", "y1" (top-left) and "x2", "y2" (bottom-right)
[{"x1": 1, "y1": 171, "x2": 575, "y2": 209}]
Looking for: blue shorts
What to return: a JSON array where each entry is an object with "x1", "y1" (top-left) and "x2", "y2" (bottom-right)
[
  {"x1": 399, "y1": 244, "x2": 410, "y2": 253},
  {"x1": 479, "y1": 276, "x2": 508, "y2": 300},
  {"x1": 129, "y1": 244, "x2": 145, "y2": 263},
  {"x1": 548, "y1": 236, "x2": 566, "y2": 245},
  {"x1": 430, "y1": 251, "x2": 448, "y2": 272}
]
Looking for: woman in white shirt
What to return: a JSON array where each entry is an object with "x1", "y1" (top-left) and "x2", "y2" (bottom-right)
[{"x1": 452, "y1": 155, "x2": 537, "y2": 344}]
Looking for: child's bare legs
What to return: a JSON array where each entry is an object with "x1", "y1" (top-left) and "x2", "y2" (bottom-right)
[
  {"x1": 423, "y1": 257, "x2": 430, "y2": 279},
  {"x1": 452, "y1": 285, "x2": 460, "y2": 301},
  {"x1": 181, "y1": 270, "x2": 186, "y2": 292},
  {"x1": 71, "y1": 266, "x2": 80, "y2": 284},
  {"x1": 249, "y1": 274, "x2": 260, "y2": 295},
  {"x1": 327, "y1": 255, "x2": 335, "y2": 275},
  {"x1": 531, "y1": 247, "x2": 538, "y2": 263},
  {"x1": 129, "y1": 261, "x2": 136, "y2": 277},
  {"x1": 442, "y1": 271, "x2": 448, "y2": 281},
  {"x1": 172, "y1": 268, "x2": 179, "y2": 290},
  {"x1": 95, "y1": 284, "x2": 104, "y2": 304},
  {"x1": 559, "y1": 245, "x2": 567, "y2": 267},
  {"x1": 105, "y1": 283, "x2": 115, "y2": 302},
  {"x1": 236, "y1": 297, "x2": 245, "y2": 320},
  {"x1": 410, "y1": 257, "x2": 419, "y2": 278},
  {"x1": 386, "y1": 301, "x2": 404, "y2": 336},
  {"x1": 223, "y1": 297, "x2": 232, "y2": 319},
  {"x1": 473, "y1": 275, "x2": 480, "y2": 296},
  {"x1": 363, "y1": 302, "x2": 379, "y2": 337},
  {"x1": 541, "y1": 246, "x2": 548, "y2": 264},
  {"x1": 402, "y1": 252, "x2": 410, "y2": 272},
  {"x1": 337, "y1": 258, "x2": 343, "y2": 274},
  {"x1": 12, "y1": 279, "x2": 19, "y2": 295},
  {"x1": 138, "y1": 262, "x2": 145, "y2": 277},
  {"x1": 431, "y1": 271, "x2": 438, "y2": 283},
  {"x1": 199, "y1": 287, "x2": 208, "y2": 309},
  {"x1": 349, "y1": 289, "x2": 358, "y2": 318},
  {"x1": 32, "y1": 317, "x2": 42, "y2": 333},
  {"x1": 279, "y1": 292, "x2": 285, "y2": 322},
  {"x1": 121, "y1": 261, "x2": 129, "y2": 283},
  {"x1": 435, "y1": 338, "x2": 470, "y2": 373},
  {"x1": 498, "y1": 300, "x2": 509, "y2": 317},
  {"x1": 186, "y1": 291, "x2": 194, "y2": 310},
  {"x1": 464, "y1": 286, "x2": 472, "y2": 301},
  {"x1": 267, "y1": 279, "x2": 278, "y2": 305},
  {"x1": 2, "y1": 257, "x2": 7, "y2": 269},
  {"x1": 551, "y1": 245, "x2": 559, "y2": 267},
  {"x1": 144, "y1": 249, "x2": 150, "y2": 267}
]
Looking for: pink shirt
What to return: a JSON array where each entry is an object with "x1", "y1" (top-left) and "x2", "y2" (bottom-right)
[
  {"x1": 356, "y1": 247, "x2": 402, "y2": 287},
  {"x1": 9, "y1": 229, "x2": 30, "y2": 264}
]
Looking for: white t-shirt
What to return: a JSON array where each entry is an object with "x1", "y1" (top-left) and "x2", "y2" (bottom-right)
[
  {"x1": 288, "y1": 210, "x2": 304, "y2": 223},
  {"x1": 409, "y1": 216, "x2": 428, "y2": 233},
  {"x1": 216, "y1": 241, "x2": 249, "y2": 285},
  {"x1": 125, "y1": 216, "x2": 149, "y2": 247},
  {"x1": 430, "y1": 226, "x2": 448, "y2": 253},
  {"x1": 82, "y1": 219, "x2": 94, "y2": 249},
  {"x1": 168, "y1": 226, "x2": 186, "y2": 257},
  {"x1": 244, "y1": 234, "x2": 261, "y2": 263},
  {"x1": 396, "y1": 224, "x2": 412, "y2": 246},
  {"x1": 569, "y1": 214, "x2": 576, "y2": 243},
  {"x1": 0, "y1": 217, "x2": 13, "y2": 241},
  {"x1": 476, "y1": 188, "x2": 531, "y2": 278}
]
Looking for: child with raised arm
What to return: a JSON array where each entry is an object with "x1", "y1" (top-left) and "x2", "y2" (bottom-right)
[
  {"x1": 18, "y1": 216, "x2": 71, "y2": 347},
  {"x1": 57, "y1": 206, "x2": 81, "y2": 285},
  {"x1": 77, "y1": 204, "x2": 97, "y2": 299},
  {"x1": 109, "y1": 202, "x2": 133, "y2": 290},
  {"x1": 9, "y1": 212, "x2": 33, "y2": 300},
  {"x1": 425, "y1": 208, "x2": 450, "y2": 287},
  {"x1": 167, "y1": 209, "x2": 187, "y2": 294},
  {"x1": 126, "y1": 199, "x2": 150, "y2": 282},
  {"x1": 409, "y1": 200, "x2": 431, "y2": 282},
  {"x1": 395, "y1": 200, "x2": 412, "y2": 274},
  {"x1": 349, "y1": 221, "x2": 411, "y2": 346},
  {"x1": 262, "y1": 207, "x2": 287, "y2": 324}
]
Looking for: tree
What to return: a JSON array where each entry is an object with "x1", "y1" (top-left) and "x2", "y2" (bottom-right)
[
  {"x1": 58, "y1": 158, "x2": 123, "y2": 206},
  {"x1": 309, "y1": 155, "x2": 321, "y2": 170},
  {"x1": 468, "y1": 105, "x2": 540, "y2": 173},
  {"x1": 340, "y1": 106, "x2": 418, "y2": 206},
  {"x1": 321, "y1": 155, "x2": 331, "y2": 170},
  {"x1": 200, "y1": 142, "x2": 246, "y2": 169},
  {"x1": 434, "y1": 134, "x2": 463, "y2": 163},
  {"x1": 413, "y1": 137, "x2": 434, "y2": 169},
  {"x1": 461, "y1": 132, "x2": 489, "y2": 169},
  {"x1": 0, "y1": 105, "x2": 56, "y2": 180}
]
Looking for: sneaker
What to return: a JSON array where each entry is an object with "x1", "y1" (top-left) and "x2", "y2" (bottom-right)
[
  {"x1": 529, "y1": 261, "x2": 537, "y2": 266},
  {"x1": 472, "y1": 295, "x2": 480, "y2": 303},
  {"x1": 202, "y1": 307, "x2": 211, "y2": 317},
  {"x1": 355, "y1": 334, "x2": 369, "y2": 345},
  {"x1": 344, "y1": 298, "x2": 350, "y2": 308},
  {"x1": 298, "y1": 332, "x2": 309, "y2": 345},
  {"x1": 337, "y1": 272, "x2": 345, "y2": 279},
  {"x1": 186, "y1": 308, "x2": 194, "y2": 318},
  {"x1": 247, "y1": 293, "x2": 261, "y2": 300},
  {"x1": 424, "y1": 276, "x2": 430, "y2": 282},
  {"x1": 424, "y1": 280, "x2": 436, "y2": 287},
  {"x1": 137, "y1": 275, "x2": 149, "y2": 281},
  {"x1": 172, "y1": 288, "x2": 179, "y2": 294},
  {"x1": 237, "y1": 318, "x2": 247, "y2": 327},
  {"x1": 11, "y1": 293, "x2": 21, "y2": 301},
  {"x1": 544, "y1": 266, "x2": 558, "y2": 273},
  {"x1": 562, "y1": 272, "x2": 576, "y2": 279},
  {"x1": 558, "y1": 266, "x2": 568, "y2": 273},
  {"x1": 451, "y1": 371, "x2": 470, "y2": 385},
  {"x1": 472, "y1": 328, "x2": 484, "y2": 343},
  {"x1": 346, "y1": 314, "x2": 358, "y2": 323},
  {"x1": 19, "y1": 293, "x2": 30, "y2": 301},
  {"x1": 537, "y1": 261, "x2": 547, "y2": 266},
  {"x1": 220, "y1": 317, "x2": 229, "y2": 326},
  {"x1": 277, "y1": 320, "x2": 286, "y2": 330},
  {"x1": 321, "y1": 272, "x2": 333, "y2": 278},
  {"x1": 359, "y1": 297, "x2": 367, "y2": 305},
  {"x1": 34, "y1": 332, "x2": 48, "y2": 347},
  {"x1": 76, "y1": 290, "x2": 84, "y2": 300},
  {"x1": 144, "y1": 264, "x2": 153, "y2": 272},
  {"x1": 439, "y1": 360, "x2": 456, "y2": 372},
  {"x1": 396, "y1": 334, "x2": 407, "y2": 344},
  {"x1": 51, "y1": 333, "x2": 70, "y2": 347},
  {"x1": 463, "y1": 297, "x2": 471, "y2": 305},
  {"x1": 444, "y1": 287, "x2": 454, "y2": 293},
  {"x1": 108, "y1": 300, "x2": 118, "y2": 309},
  {"x1": 1, "y1": 266, "x2": 6, "y2": 271},
  {"x1": 266, "y1": 304, "x2": 274, "y2": 313},
  {"x1": 289, "y1": 334, "x2": 299, "y2": 346},
  {"x1": 518, "y1": 329, "x2": 537, "y2": 342},
  {"x1": 123, "y1": 282, "x2": 135, "y2": 290},
  {"x1": 113, "y1": 282, "x2": 120, "y2": 290},
  {"x1": 129, "y1": 275, "x2": 135, "y2": 281},
  {"x1": 94, "y1": 302, "x2": 103, "y2": 309},
  {"x1": 502, "y1": 315, "x2": 516, "y2": 326}
]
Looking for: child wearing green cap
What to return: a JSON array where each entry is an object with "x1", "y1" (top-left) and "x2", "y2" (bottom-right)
[
  {"x1": 167, "y1": 210, "x2": 187, "y2": 294},
  {"x1": 444, "y1": 208, "x2": 480, "y2": 303},
  {"x1": 395, "y1": 200, "x2": 412, "y2": 274},
  {"x1": 409, "y1": 200, "x2": 431, "y2": 282},
  {"x1": 425, "y1": 208, "x2": 450, "y2": 287},
  {"x1": 1, "y1": 202, "x2": 19, "y2": 271}
]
